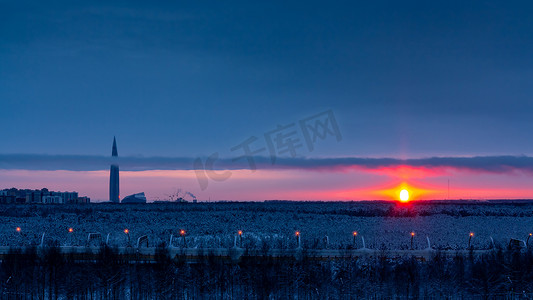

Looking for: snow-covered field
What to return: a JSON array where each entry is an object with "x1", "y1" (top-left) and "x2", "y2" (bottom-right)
[{"x1": 1, "y1": 201, "x2": 532, "y2": 250}]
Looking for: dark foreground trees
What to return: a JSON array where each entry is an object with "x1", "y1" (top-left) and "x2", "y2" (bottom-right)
[{"x1": 2, "y1": 246, "x2": 533, "y2": 298}]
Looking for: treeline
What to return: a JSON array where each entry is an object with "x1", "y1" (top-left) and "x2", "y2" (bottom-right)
[
  {"x1": 325, "y1": 207, "x2": 533, "y2": 218},
  {"x1": 2, "y1": 246, "x2": 533, "y2": 298},
  {"x1": 1, "y1": 202, "x2": 533, "y2": 219}
]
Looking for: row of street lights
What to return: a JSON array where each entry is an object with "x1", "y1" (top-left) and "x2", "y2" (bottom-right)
[{"x1": 12, "y1": 227, "x2": 533, "y2": 249}]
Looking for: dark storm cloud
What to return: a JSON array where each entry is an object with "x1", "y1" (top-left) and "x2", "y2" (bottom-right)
[{"x1": 1, "y1": 154, "x2": 533, "y2": 174}]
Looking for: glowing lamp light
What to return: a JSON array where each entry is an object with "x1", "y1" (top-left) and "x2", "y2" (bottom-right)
[
  {"x1": 16, "y1": 227, "x2": 21, "y2": 232},
  {"x1": 411, "y1": 232, "x2": 415, "y2": 236},
  {"x1": 124, "y1": 229, "x2": 129, "y2": 234},
  {"x1": 180, "y1": 229, "x2": 186, "y2": 236},
  {"x1": 295, "y1": 231, "x2": 300, "y2": 236},
  {"x1": 68, "y1": 228, "x2": 74, "y2": 233},
  {"x1": 353, "y1": 231, "x2": 358, "y2": 236},
  {"x1": 468, "y1": 232, "x2": 474, "y2": 248},
  {"x1": 530, "y1": 233, "x2": 532, "y2": 236},
  {"x1": 238, "y1": 230, "x2": 243, "y2": 236}
]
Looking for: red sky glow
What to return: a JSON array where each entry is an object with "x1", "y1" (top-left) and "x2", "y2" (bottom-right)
[{"x1": 2, "y1": 166, "x2": 533, "y2": 202}]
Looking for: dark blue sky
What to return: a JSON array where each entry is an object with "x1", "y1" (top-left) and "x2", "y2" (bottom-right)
[{"x1": 2, "y1": 0, "x2": 533, "y2": 159}]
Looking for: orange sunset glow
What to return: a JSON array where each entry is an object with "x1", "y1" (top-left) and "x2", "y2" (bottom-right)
[
  {"x1": 374, "y1": 182, "x2": 431, "y2": 202},
  {"x1": 2, "y1": 167, "x2": 533, "y2": 201}
]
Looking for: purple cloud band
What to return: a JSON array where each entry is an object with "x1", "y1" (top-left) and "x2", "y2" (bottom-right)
[{"x1": 0, "y1": 154, "x2": 533, "y2": 174}]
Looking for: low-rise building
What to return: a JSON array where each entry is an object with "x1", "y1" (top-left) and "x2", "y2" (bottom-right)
[
  {"x1": 0, "y1": 195, "x2": 16, "y2": 204},
  {"x1": 121, "y1": 192, "x2": 146, "y2": 204},
  {"x1": 1, "y1": 188, "x2": 89, "y2": 205},
  {"x1": 42, "y1": 195, "x2": 63, "y2": 204},
  {"x1": 25, "y1": 190, "x2": 42, "y2": 203},
  {"x1": 61, "y1": 192, "x2": 79, "y2": 204},
  {"x1": 76, "y1": 196, "x2": 90, "y2": 204}
]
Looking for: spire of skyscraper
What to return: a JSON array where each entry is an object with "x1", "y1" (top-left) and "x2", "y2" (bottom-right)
[{"x1": 112, "y1": 136, "x2": 118, "y2": 157}]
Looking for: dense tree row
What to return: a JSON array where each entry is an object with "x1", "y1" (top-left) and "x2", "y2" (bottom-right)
[
  {"x1": 1, "y1": 201, "x2": 533, "y2": 218},
  {"x1": 2, "y1": 245, "x2": 533, "y2": 298}
]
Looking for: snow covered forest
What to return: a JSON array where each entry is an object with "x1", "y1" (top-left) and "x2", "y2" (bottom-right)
[
  {"x1": 1, "y1": 201, "x2": 533, "y2": 297},
  {"x1": 2, "y1": 245, "x2": 533, "y2": 298}
]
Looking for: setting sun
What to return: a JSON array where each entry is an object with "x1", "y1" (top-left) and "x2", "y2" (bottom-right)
[
  {"x1": 372, "y1": 181, "x2": 437, "y2": 202},
  {"x1": 400, "y1": 189, "x2": 410, "y2": 202}
]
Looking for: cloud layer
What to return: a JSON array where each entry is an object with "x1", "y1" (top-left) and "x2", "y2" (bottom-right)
[{"x1": 1, "y1": 154, "x2": 533, "y2": 174}]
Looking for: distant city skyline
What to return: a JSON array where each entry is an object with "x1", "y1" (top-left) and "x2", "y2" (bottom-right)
[
  {"x1": 0, "y1": 187, "x2": 90, "y2": 204},
  {"x1": 2, "y1": 1, "x2": 533, "y2": 201}
]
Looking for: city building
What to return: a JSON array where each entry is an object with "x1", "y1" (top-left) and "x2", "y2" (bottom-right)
[
  {"x1": 76, "y1": 196, "x2": 90, "y2": 204},
  {"x1": 60, "y1": 192, "x2": 79, "y2": 204},
  {"x1": 109, "y1": 136, "x2": 120, "y2": 203},
  {"x1": 0, "y1": 188, "x2": 89, "y2": 204},
  {"x1": 42, "y1": 195, "x2": 63, "y2": 204},
  {"x1": 0, "y1": 195, "x2": 16, "y2": 204},
  {"x1": 121, "y1": 192, "x2": 147, "y2": 204},
  {"x1": 25, "y1": 190, "x2": 42, "y2": 203}
]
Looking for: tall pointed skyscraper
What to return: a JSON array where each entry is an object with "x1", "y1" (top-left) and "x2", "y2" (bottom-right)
[{"x1": 109, "y1": 136, "x2": 120, "y2": 203}]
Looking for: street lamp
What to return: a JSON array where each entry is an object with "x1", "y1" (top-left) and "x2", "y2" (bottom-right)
[
  {"x1": 68, "y1": 228, "x2": 74, "y2": 233},
  {"x1": 410, "y1": 232, "x2": 415, "y2": 250},
  {"x1": 124, "y1": 229, "x2": 130, "y2": 245},
  {"x1": 528, "y1": 233, "x2": 532, "y2": 247},
  {"x1": 16, "y1": 227, "x2": 21, "y2": 233},
  {"x1": 353, "y1": 231, "x2": 358, "y2": 247},
  {"x1": 238, "y1": 230, "x2": 243, "y2": 247},
  {"x1": 468, "y1": 232, "x2": 474, "y2": 249},
  {"x1": 295, "y1": 231, "x2": 301, "y2": 249},
  {"x1": 180, "y1": 229, "x2": 187, "y2": 248}
]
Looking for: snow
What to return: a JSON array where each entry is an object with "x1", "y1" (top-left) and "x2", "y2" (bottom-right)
[{"x1": 0, "y1": 201, "x2": 531, "y2": 250}]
